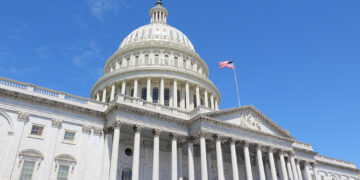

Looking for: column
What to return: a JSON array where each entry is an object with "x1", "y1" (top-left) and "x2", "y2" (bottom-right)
[
  {"x1": 256, "y1": 145, "x2": 266, "y2": 180},
  {"x1": 214, "y1": 135, "x2": 225, "y2": 180},
  {"x1": 204, "y1": 90, "x2": 208, "y2": 108},
  {"x1": 181, "y1": 85, "x2": 186, "y2": 109},
  {"x1": 121, "y1": 80, "x2": 126, "y2": 94},
  {"x1": 286, "y1": 158, "x2": 294, "y2": 180},
  {"x1": 110, "y1": 83, "x2": 116, "y2": 101},
  {"x1": 102, "y1": 88, "x2": 107, "y2": 103},
  {"x1": 264, "y1": 163, "x2": 271, "y2": 180},
  {"x1": 173, "y1": 79, "x2": 178, "y2": 108},
  {"x1": 230, "y1": 139, "x2": 239, "y2": 180},
  {"x1": 199, "y1": 132, "x2": 208, "y2": 180},
  {"x1": 96, "y1": 92, "x2": 100, "y2": 101},
  {"x1": 290, "y1": 153, "x2": 299, "y2": 180},
  {"x1": 132, "y1": 126, "x2": 141, "y2": 180},
  {"x1": 296, "y1": 160, "x2": 303, "y2": 180},
  {"x1": 196, "y1": 86, "x2": 200, "y2": 107},
  {"x1": 109, "y1": 122, "x2": 121, "y2": 180},
  {"x1": 178, "y1": 144, "x2": 183, "y2": 180},
  {"x1": 152, "y1": 130, "x2": 161, "y2": 180},
  {"x1": 215, "y1": 99, "x2": 219, "y2": 110},
  {"x1": 160, "y1": 78, "x2": 164, "y2": 105},
  {"x1": 268, "y1": 148, "x2": 278, "y2": 180},
  {"x1": 187, "y1": 137, "x2": 195, "y2": 180},
  {"x1": 210, "y1": 95, "x2": 214, "y2": 109},
  {"x1": 133, "y1": 78, "x2": 138, "y2": 98},
  {"x1": 279, "y1": 151, "x2": 289, "y2": 180},
  {"x1": 147, "y1": 78, "x2": 151, "y2": 102},
  {"x1": 305, "y1": 162, "x2": 312, "y2": 180},
  {"x1": 243, "y1": 142, "x2": 253, "y2": 180},
  {"x1": 312, "y1": 163, "x2": 319, "y2": 180},
  {"x1": 185, "y1": 82, "x2": 190, "y2": 109},
  {"x1": 170, "y1": 133, "x2": 178, "y2": 180}
]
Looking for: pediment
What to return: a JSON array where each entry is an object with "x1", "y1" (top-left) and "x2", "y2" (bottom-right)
[{"x1": 204, "y1": 105, "x2": 295, "y2": 139}]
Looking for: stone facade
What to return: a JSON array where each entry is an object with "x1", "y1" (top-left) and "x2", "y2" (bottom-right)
[{"x1": 0, "y1": 1, "x2": 359, "y2": 180}]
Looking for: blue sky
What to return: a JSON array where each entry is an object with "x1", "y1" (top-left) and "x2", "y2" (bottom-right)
[{"x1": 1, "y1": 0, "x2": 359, "y2": 166}]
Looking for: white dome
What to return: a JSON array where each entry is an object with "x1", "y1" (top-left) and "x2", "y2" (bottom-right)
[
  {"x1": 119, "y1": 23, "x2": 195, "y2": 52},
  {"x1": 118, "y1": 3, "x2": 195, "y2": 52}
]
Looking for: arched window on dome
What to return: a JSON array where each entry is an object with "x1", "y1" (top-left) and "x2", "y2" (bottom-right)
[
  {"x1": 149, "y1": 28, "x2": 152, "y2": 36},
  {"x1": 165, "y1": 55, "x2": 169, "y2": 65},
  {"x1": 164, "y1": 88, "x2": 170, "y2": 106},
  {"x1": 141, "y1": 88, "x2": 147, "y2": 100},
  {"x1": 142, "y1": 29, "x2": 145, "y2": 36},
  {"x1": 135, "y1": 56, "x2": 140, "y2": 65},
  {"x1": 183, "y1": 59, "x2": 187, "y2": 68},
  {"x1": 126, "y1": 58, "x2": 130, "y2": 67},
  {"x1": 154, "y1": 54, "x2": 159, "y2": 65},
  {"x1": 121, "y1": 168, "x2": 132, "y2": 180},
  {"x1": 135, "y1": 31, "x2": 139, "y2": 38},
  {"x1": 174, "y1": 57, "x2": 178, "y2": 67},
  {"x1": 145, "y1": 54, "x2": 149, "y2": 64},
  {"x1": 153, "y1": 88, "x2": 159, "y2": 103},
  {"x1": 170, "y1": 30, "x2": 173, "y2": 38}
]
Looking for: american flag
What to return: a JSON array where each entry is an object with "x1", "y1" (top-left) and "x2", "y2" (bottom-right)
[{"x1": 219, "y1": 61, "x2": 234, "y2": 70}]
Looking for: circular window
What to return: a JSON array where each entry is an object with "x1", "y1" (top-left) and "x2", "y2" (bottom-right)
[{"x1": 125, "y1": 148, "x2": 133, "y2": 156}]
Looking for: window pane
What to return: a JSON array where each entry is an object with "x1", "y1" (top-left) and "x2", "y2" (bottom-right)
[
  {"x1": 64, "y1": 131, "x2": 75, "y2": 141},
  {"x1": 141, "y1": 88, "x2": 147, "y2": 100},
  {"x1": 30, "y1": 125, "x2": 43, "y2": 136},
  {"x1": 153, "y1": 88, "x2": 159, "y2": 103},
  {"x1": 57, "y1": 165, "x2": 70, "y2": 180},
  {"x1": 20, "y1": 161, "x2": 35, "y2": 180},
  {"x1": 164, "y1": 89, "x2": 169, "y2": 106},
  {"x1": 122, "y1": 168, "x2": 132, "y2": 180}
]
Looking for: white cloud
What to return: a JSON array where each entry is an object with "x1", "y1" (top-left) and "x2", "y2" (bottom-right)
[
  {"x1": 67, "y1": 41, "x2": 102, "y2": 68},
  {"x1": 89, "y1": 0, "x2": 118, "y2": 21}
]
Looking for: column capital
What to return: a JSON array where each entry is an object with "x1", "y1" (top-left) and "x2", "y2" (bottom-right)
[
  {"x1": 255, "y1": 144, "x2": 263, "y2": 150},
  {"x1": 17, "y1": 112, "x2": 29, "y2": 122},
  {"x1": 51, "y1": 119, "x2": 63, "y2": 128},
  {"x1": 133, "y1": 125, "x2": 142, "y2": 132},
  {"x1": 82, "y1": 125, "x2": 92, "y2": 134},
  {"x1": 186, "y1": 136, "x2": 195, "y2": 143},
  {"x1": 113, "y1": 121, "x2": 122, "y2": 128},
  {"x1": 152, "y1": 129, "x2": 161, "y2": 136},
  {"x1": 267, "y1": 146, "x2": 277, "y2": 152},
  {"x1": 170, "y1": 133, "x2": 179, "y2": 139},
  {"x1": 198, "y1": 131, "x2": 207, "y2": 137},
  {"x1": 213, "y1": 134, "x2": 223, "y2": 141},
  {"x1": 228, "y1": 137, "x2": 238, "y2": 144},
  {"x1": 242, "y1": 140, "x2": 251, "y2": 147}
]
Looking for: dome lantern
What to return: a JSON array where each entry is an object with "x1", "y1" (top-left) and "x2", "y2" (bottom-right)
[{"x1": 150, "y1": 0, "x2": 168, "y2": 24}]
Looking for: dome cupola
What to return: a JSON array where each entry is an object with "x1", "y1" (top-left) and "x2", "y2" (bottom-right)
[{"x1": 150, "y1": 0, "x2": 168, "y2": 24}]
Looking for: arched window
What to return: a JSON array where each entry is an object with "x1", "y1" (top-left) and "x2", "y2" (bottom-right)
[
  {"x1": 174, "y1": 57, "x2": 178, "y2": 67},
  {"x1": 141, "y1": 88, "x2": 147, "y2": 100},
  {"x1": 135, "y1": 56, "x2": 139, "y2": 65},
  {"x1": 121, "y1": 168, "x2": 132, "y2": 180},
  {"x1": 154, "y1": 54, "x2": 159, "y2": 64},
  {"x1": 164, "y1": 88, "x2": 170, "y2": 106},
  {"x1": 193, "y1": 95, "x2": 197, "y2": 107},
  {"x1": 145, "y1": 54, "x2": 149, "y2": 64},
  {"x1": 165, "y1": 55, "x2": 169, "y2": 65},
  {"x1": 153, "y1": 88, "x2": 159, "y2": 103}
]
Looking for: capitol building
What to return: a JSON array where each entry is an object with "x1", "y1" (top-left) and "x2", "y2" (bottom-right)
[{"x1": 0, "y1": 1, "x2": 359, "y2": 180}]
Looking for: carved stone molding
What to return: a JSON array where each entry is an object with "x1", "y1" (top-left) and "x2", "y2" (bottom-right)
[
  {"x1": 169, "y1": 133, "x2": 179, "y2": 140},
  {"x1": 213, "y1": 134, "x2": 223, "y2": 141},
  {"x1": 133, "y1": 125, "x2": 142, "y2": 132},
  {"x1": 113, "y1": 121, "x2": 122, "y2": 129},
  {"x1": 93, "y1": 127, "x2": 103, "y2": 136},
  {"x1": 228, "y1": 137, "x2": 238, "y2": 144},
  {"x1": 51, "y1": 119, "x2": 63, "y2": 128},
  {"x1": 17, "y1": 112, "x2": 29, "y2": 122},
  {"x1": 152, "y1": 129, "x2": 161, "y2": 136},
  {"x1": 82, "y1": 125, "x2": 92, "y2": 134},
  {"x1": 198, "y1": 131, "x2": 207, "y2": 137}
]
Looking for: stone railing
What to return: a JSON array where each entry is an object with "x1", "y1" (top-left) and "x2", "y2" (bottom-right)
[
  {"x1": 0, "y1": 77, "x2": 106, "y2": 110},
  {"x1": 116, "y1": 94, "x2": 190, "y2": 119},
  {"x1": 315, "y1": 155, "x2": 357, "y2": 169}
]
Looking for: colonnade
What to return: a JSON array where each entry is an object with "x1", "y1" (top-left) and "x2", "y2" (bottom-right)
[
  {"x1": 108, "y1": 123, "x2": 319, "y2": 180},
  {"x1": 95, "y1": 77, "x2": 219, "y2": 110}
]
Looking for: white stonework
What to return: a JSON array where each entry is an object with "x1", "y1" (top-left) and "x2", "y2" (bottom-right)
[{"x1": 0, "y1": 1, "x2": 359, "y2": 180}]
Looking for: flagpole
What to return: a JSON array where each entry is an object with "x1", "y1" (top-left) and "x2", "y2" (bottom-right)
[{"x1": 233, "y1": 63, "x2": 241, "y2": 107}]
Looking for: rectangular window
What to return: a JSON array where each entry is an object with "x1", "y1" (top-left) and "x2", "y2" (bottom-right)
[
  {"x1": 64, "y1": 131, "x2": 76, "y2": 142},
  {"x1": 20, "y1": 161, "x2": 35, "y2": 180},
  {"x1": 30, "y1": 125, "x2": 44, "y2": 136},
  {"x1": 57, "y1": 165, "x2": 70, "y2": 180}
]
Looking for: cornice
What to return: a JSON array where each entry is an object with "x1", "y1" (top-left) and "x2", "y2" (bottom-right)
[
  {"x1": 191, "y1": 115, "x2": 295, "y2": 143},
  {"x1": 203, "y1": 105, "x2": 295, "y2": 140}
]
